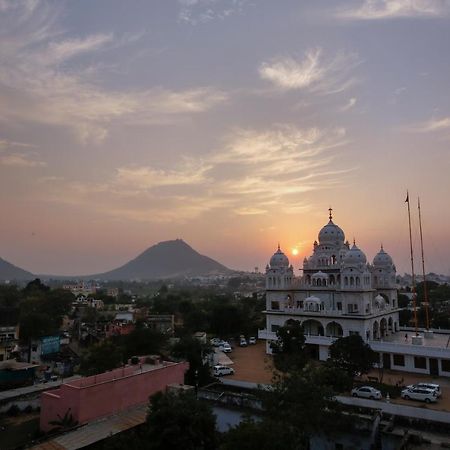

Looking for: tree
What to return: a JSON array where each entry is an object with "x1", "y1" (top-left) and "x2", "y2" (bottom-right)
[
  {"x1": 171, "y1": 336, "x2": 213, "y2": 387},
  {"x1": 221, "y1": 417, "x2": 302, "y2": 450},
  {"x1": 270, "y1": 320, "x2": 308, "y2": 373},
  {"x1": 328, "y1": 335, "x2": 377, "y2": 378},
  {"x1": 145, "y1": 390, "x2": 218, "y2": 450},
  {"x1": 79, "y1": 340, "x2": 123, "y2": 376},
  {"x1": 121, "y1": 327, "x2": 166, "y2": 361}
]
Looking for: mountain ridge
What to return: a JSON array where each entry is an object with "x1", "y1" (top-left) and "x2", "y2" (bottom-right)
[{"x1": 0, "y1": 257, "x2": 34, "y2": 281}]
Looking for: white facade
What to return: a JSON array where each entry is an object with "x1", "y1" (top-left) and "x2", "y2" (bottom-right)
[{"x1": 259, "y1": 211, "x2": 450, "y2": 377}]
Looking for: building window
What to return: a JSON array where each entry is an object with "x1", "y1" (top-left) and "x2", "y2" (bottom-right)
[
  {"x1": 414, "y1": 357, "x2": 427, "y2": 369},
  {"x1": 349, "y1": 331, "x2": 359, "y2": 336},
  {"x1": 442, "y1": 359, "x2": 450, "y2": 372},
  {"x1": 337, "y1": 302, "x2": 342, "y2": 311},
  {"x1": 393, "y1": 354, "x2": 405, "y2": 366},
  {"x1": 271, "y1": 301, "x2": 280, "y2": 310},
  {"x1": 271, "y1": 324, "x2": 280, "y2": 333}
]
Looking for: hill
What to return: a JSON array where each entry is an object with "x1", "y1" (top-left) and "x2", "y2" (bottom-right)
[
  {"x1": 91, "y1": 239, "x2": 232, "y2": 280},
  {"x1": 0, "y1": 257, "x2": 34, "y2": 281}
]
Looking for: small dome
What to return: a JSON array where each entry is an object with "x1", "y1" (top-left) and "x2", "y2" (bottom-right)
[
  {"x1": 373, "y1": 246, "x2": 393, "y2": 267},
  {"x1": 269, "y1": 245, "x2": 289, "y2": 268},
  {"x1": 374, "y1": 294, "x2": 386, "y2": 309},
  {"x1": 312, "y1": 271, "x2": 329, "y2": 278},
  {"x1": 318, "y1": 219, "x2": 345, "y2": 245},
  {"x1": 343, "y1": 243, "x2": 367, "y2": 265},
  {"x1": 305, "y1": 295, "x2": 321, "y2": 304}
]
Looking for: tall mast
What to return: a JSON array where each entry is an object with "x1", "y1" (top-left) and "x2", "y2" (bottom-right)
[
  {"x1": 406, "y1": 191, "x2": 419, "y2": 336},
  {"x1": 418, "y1": 197, "x2": 430, "y2": 330}
]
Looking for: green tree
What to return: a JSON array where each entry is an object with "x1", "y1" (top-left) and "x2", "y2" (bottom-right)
[
  {"x1": 328, "y1": 335, "x2": 377, "y2": 378},
  {"x1": 270, "y1": 320, "x2": 308, "y2": 373},
  {"x1": 121, "y1": 327, "x2": 166, "y2": 360},
  {"x1": 145, "y1": 390, "x2": 218, "y2": 450},
  {"x1": 171, "y1": 336, "x2": 213, "y2": 387},
  {"x1": 79, "y1": 340, "x2": 123, "y2": 376}
]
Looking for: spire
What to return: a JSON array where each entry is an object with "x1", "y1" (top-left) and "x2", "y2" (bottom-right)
[
  {"x1": 328, "y1": 207, "x2": 333, "y2": 221},
  {"x1": 380, "y1": 243, "x2": 384, "y2": 251},
  {"x1": 353, "y1": 237, "x2": 356, "y2": 246},
  {"x1": 277, "y1": 242, "x2": 280, "y2": 251}
]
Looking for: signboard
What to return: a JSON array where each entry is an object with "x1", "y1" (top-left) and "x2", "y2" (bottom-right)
[{"x1": 41, "y1": 335, "x2": 60, "y2": 355}]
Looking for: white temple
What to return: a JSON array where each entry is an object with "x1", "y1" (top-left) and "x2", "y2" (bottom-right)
[{"x1": 259, "y1": 210, "x2": 450, "y2": 377}]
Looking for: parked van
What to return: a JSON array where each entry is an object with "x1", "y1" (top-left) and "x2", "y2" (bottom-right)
[{"x1": 401, "y1": 387, "x2": 437, "y2": 403}]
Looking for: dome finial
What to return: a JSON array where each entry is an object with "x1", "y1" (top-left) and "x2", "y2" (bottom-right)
[
  {"x1": 328, "y1": 207, "x2": 333, "y2": 221},
  {"x1": 353, "y1": 237, "x2": 356, "y2": 246},
  {"x1": 277, "y1": 242, "x2": 280, "y2": 251},
  {"x1": 381, "y1": 243, "x2": 384, "y2": 251}
]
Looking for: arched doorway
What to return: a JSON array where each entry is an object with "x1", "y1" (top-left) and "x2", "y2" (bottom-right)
[
  {"x1": 303, "y1": 319, "x2": 324, "y2": 336},
  {"x1": 373, "y1": 321, "x2": 379, "y2": 340},
  {"x1": 325, "y1": 321, "x2": 343, "y2": 338}
]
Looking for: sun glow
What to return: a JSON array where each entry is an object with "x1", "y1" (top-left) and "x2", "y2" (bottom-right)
[{"x1": 292, "y1": 248, "x2": 299, "y2": 256}]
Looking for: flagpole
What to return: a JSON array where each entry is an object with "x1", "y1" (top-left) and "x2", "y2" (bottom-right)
[
  {"x1": 418, "y1": 197, "x2": 430, "y2": 330},
  {"x1": 406, "y1": 191, "x2": 419, "y2": 336}
]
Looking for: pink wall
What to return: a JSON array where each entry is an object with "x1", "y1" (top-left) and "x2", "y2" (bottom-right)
[{"x1": 40, "y1": 361, "x2": 188, "y2": 432}]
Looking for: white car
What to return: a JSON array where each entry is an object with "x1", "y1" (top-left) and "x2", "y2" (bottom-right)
[
  {"x1": 406, "y1": 383, "x2": 441, "y2": 397},
  {"x1": 210, "y1": 338, "x2": 221, "y2": 347},
  {"x1": 351, "y1": 386, "x2": 382, "y2": 400},
  {"x1": 213, "y1": 365, "x2": 234, "y2": 376},
  {"x1": 401, "y1": 387, "x2": 437, "y2": 403},
  {"x1": 249, "y1": 337, "x2": 256, "y2": 345},
  {"x1": 239, "y1": 338, "x2": 248, "y2": 347},
  {"x1": 221, "y1": 343, "x2": 232, "y2": 353}
]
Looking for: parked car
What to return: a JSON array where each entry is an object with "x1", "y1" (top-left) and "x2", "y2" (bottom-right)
[
  {"x1": 239, "y1": 338, "x2": 248, "y2": 347},
  {"x1": 401, "y1": 387, "x2": 437, "y2": 403},
  {"x1": 221, "y1": 343, "x2": 232, "y2": 353},
  {"x1": 210, "y1": 338, "x2": 221, "y2": 347},
  {"x1": 248, "y1": 337, "x2": 256, "y2": 345},
  {"x1": 351, "y1": 386, "x2": 382, "y2": 400},
  {"x1": 213, "y1": 365, "x2": 234, "y2": 377},
  {"x1": 406, "y1": 383, "x2": 441, "y2": 397}
]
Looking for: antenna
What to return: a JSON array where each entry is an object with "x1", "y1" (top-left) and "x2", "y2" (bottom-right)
[
  {"x1": 418, "y1": 197, "x2": 430, "y2": 330},
  {"x1": 406, "y1": 191, "x2": 419, "y2": 336}
]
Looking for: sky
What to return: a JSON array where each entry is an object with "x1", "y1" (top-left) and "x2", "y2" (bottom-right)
[{"x1": 0, "y1": 0, "x2": 450, "y2": 276}]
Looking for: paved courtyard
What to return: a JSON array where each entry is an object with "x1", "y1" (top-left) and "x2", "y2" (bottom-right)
[{"x1": 225, "y1": 339, "x2": 450, "y2": 412}]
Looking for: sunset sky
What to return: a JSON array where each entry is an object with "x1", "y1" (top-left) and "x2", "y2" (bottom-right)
[{"x1": 1, "y1": 0, "x2": 449, "y2": 276}]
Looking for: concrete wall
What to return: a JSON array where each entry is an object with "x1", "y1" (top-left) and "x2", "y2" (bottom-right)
[{"x1": 40, "y1": 361, "x2": 188, "y2": 432}]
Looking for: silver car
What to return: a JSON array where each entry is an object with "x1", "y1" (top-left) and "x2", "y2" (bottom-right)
[
  {"x1": 351, "y1": 386, "x2": 382, "y2": 400},
  {"x1": 406, "y1": 383, "x2": 441, "y2": 397},
  {"x1": 401, "y1": 387, "x2": 437, "y2": 403}
]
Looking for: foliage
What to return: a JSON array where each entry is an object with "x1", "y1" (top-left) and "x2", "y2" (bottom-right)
[
  {"x1": 328, "y1": 335, "x2": 377, "y2": 378},
  {"x1": 270, "y1": 320, "x2": 308, "y2": 373},
  {"x1": 49, "y1": 408, "x2": 78, "y2": 430},
  {"x1": 220, "y1": 417, "x2": 303, "y2": 450},
  {"x1": 120, "y1": 326, "x2": 167, "y2": 361},
  {"x1": 171, "y1": 336, "x2": 213, "y2": 386},
  {"x1": 79, "y1": 340, "x2": 123, "y2": 376},
  {"x1": 145, "y1": 390, "x2": 218, "y2": 450}
]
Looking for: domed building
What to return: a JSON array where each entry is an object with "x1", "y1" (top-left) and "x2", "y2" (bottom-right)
[
  {"x1": 260, "y1": 209, "x2": 450, "y2": 377},
  {"x1": 261, "y1": 210, "x2": 402, "y2": 365},
  {"x1": 261, "y1": 209, "x2": 450, "y2": 377}
]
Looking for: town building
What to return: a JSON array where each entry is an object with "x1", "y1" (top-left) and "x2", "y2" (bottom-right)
[
  {"x1": 40, "y1": 358, "x2": 189, "y2": 432},
  {"x1": 259, "y1": 210, "x2": 450, "y2": 377}
]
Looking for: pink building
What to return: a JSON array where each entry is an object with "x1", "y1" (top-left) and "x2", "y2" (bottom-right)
[{"x1": 40, "y1": 359, "x2": 188, "y2": 432}]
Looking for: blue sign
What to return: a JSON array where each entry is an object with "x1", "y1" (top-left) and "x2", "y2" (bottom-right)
[{"x1": 41, "y1": 335, "x2": 60, "y2": 355}]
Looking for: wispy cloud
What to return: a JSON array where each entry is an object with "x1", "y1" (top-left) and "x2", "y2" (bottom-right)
[
  {"x1": 338, "y1": 0, "x2": 450, "y2": 20},
  {"x1": 405, "y1": 116, "x2": 450, "y2": 133},
  {"x1": 0, "y1": 1, "x2": 227, "y2": 144},
  {"x1": 178, "y1": 0, "x2": 249, "y2": 25},
  {"x1": 258, "y1": 48, "x2": 360, "y2": 94},
  {"x1": 340, "y1": 97, "x2": 357, "y2": 111},
  {"x1": 40, "y1": 124, "x2": 352, "y2": 222}
]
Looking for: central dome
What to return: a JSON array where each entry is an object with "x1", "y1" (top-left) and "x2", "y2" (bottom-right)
[{"x1": 318, "y1": 219, "x2": 345, "y2": 245}]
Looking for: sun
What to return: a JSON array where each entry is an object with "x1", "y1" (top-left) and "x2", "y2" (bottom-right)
[{"x1": 292, "y1": 248, "x2": 299, "y2": 256}]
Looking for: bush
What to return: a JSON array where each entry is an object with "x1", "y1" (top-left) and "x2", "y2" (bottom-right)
[{"x1": 7, "y1": 404, "x2": 20, "y2": 416}]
